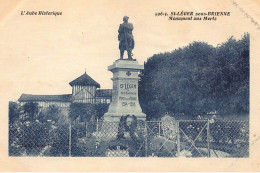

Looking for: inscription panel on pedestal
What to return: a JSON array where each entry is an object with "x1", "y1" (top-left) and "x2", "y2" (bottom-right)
[{"x1": 118, "y1": 80, "x2": 138, "y2": 109}]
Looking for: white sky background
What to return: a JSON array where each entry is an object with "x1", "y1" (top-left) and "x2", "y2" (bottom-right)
[{"x1": 0, "y1": 0, "x2": 258, "y2": 100}]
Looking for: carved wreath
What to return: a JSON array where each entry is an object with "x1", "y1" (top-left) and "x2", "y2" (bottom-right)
[{"x1": 117, "y1": 115, "x2": 144, "y2": 144}]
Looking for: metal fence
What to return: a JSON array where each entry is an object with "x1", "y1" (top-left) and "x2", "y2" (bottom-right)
[
  {"x1": 146, "y1": 120, "x2": 249, "y2": 157},
  {"x1": 9, "y1": 119, "x2": 249, "y2": 157}
]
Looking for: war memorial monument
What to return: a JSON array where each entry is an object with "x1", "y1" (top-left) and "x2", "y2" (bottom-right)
[{"x1": 104, "y1": 16, "x2": 146, "y2": 122}]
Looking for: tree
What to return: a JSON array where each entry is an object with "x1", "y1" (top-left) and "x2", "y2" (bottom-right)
[
  {"x1": 38, "y1": 105, "x2": 61, "y2": 123},
  {"x1": 9, "y1": 101, "x2": 20, "y2": 124},
  {"x1": 94, "y1": 103, "x2": 109, "y2": 120},
  {"x1": 139, "y1": 33, "x2": 249, "y2": 119},
  {"x1": 141, "y1": 100, "x2": 167, "y2": 120},
  {"x1": 69, "y1": 103, "x2": 95, "y2": 122},
  {"x1": 213, "y1": 33, "x2": 249, "y2": 116},
  {"x1": 22, "y1": 102, "x2": 39, "y2": 121},
  {"x1": 69, "y1": 103, "x2": 96, "y2": 137}
]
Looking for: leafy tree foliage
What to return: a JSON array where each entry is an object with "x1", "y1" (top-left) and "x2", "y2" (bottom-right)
[
  {"x1": 69, "y1": 103, "x2": 96, "y2": 122},
  {"x1": 140, "y1": 100, "x2": 167, "y2": 120},
  {"x1": 94, "y1": 103, "x2": 109, "y2": 119},
  {"x1": 9, "y1": 102, "x2": 20, "y2": 123},
  {"x1": 139, "y1": 33, "x2": 249, "y2": 119},
  {"x1": 22, "y1": 102, "x2": 39, "y2": 121},
  {"x1": 9, "y1": 103, "x2": 69, "y2": 156},
  {"x1": 38, "y1": 105, "x2": 61, "y2": 123}
]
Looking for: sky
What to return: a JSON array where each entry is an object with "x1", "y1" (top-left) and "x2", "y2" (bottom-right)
[{"x1": 0, "y1": 0, "x2": 259, "y2": 100}]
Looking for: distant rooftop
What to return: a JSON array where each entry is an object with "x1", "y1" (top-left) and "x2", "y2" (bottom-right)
[
  {"x1": 69, "y1": 72, "x2": 100, "y2": 88},
  {"x1": 96, "y1": 89, "x2": 112, "y2": 97},
  {"x1": 18, "y1": 89, "x2": 112, "y2": 102},
  {"x1": 18, "y1": 94, "x2": 72, "y2": 102}
]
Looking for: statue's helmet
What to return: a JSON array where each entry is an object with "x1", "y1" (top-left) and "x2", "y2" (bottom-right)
[{"x1": 123, "y1": 16, "x2": 129, "y2": 21}]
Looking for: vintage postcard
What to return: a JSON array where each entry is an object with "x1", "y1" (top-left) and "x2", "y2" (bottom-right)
[{"x1": 0, "y1": 0, "x2": 260, "y2": 172}]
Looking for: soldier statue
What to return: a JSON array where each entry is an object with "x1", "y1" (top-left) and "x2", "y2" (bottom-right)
[{"x1": 118, "y1": 16, "x2": 135, "y2": 60}]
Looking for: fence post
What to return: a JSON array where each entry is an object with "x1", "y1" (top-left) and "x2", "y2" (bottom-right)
[
  {"x1": 207, "y1": 119, "x2": 210, "y2": 157},
  {"x1": 69, "y1": 120, "x2": 72, "y2": 157},
  {"x1": 85, "y1": 121, "x2": 88, "y2": 137},
  {"x1": 96, "y1": 118, "x2": 99, "y2": 131},
  {"x1": 145, "y1": 121, "x2": 148, "y2": 157},
  {"x1": 177, "y1": 121, "x2": 180, "y2": 157},
  {"x1": 158, "y1": 121, "x2": 161, "y2": 136}
]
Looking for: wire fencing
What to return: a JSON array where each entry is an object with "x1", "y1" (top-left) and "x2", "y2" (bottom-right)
[{"x1": 9, "y1": 119, "x2": 249, "y2": 157}]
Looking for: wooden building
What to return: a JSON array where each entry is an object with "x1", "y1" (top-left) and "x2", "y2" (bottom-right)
[{"x1": 18, "y1": 72, "x2": 112, "y2": 108}]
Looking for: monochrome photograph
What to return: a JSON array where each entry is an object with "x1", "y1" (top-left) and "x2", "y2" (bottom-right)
[{"x1": 0, "y1": 0, "x2": 259, "y2": 172}]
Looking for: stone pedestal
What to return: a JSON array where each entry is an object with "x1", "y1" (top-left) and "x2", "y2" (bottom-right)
[{"x1": 104, "y1": 59, "x2": 146, "y2": 121}]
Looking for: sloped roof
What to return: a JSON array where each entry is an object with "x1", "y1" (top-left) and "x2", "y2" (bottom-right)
[
  {"x1": 18, "y1": 94, "x2": 72, "y2": 102},
  {"x1": 96, "y1": 89, "x2": 112, "y2": 97},
  {"x1": 69, "y1": 72, "x2": 100, "y2": 88}
]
